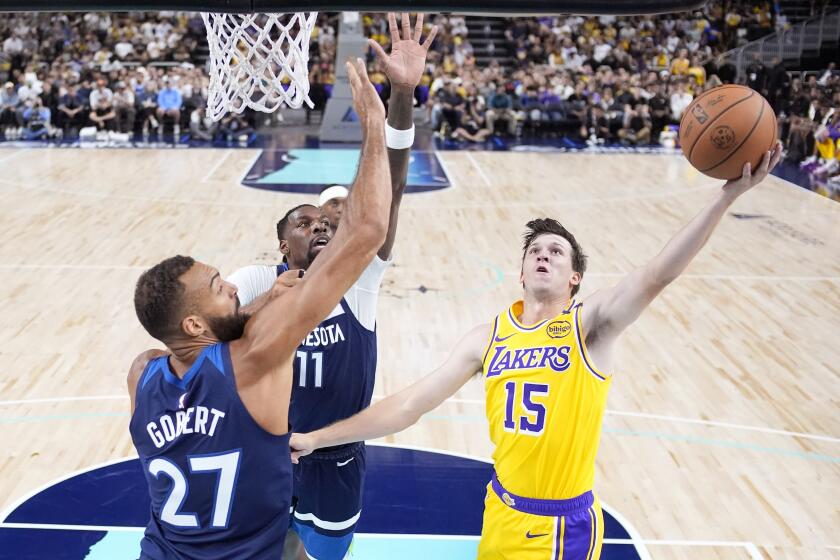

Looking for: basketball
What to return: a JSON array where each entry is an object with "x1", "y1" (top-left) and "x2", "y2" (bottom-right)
[{"x1": 679, "y1": 84, "x2": 778, "y2": 180}]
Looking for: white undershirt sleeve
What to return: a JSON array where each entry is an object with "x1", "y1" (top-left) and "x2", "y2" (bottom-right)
[
  {"x1": 343, "y1": 256, "x2": 392, "y2": 331},
  {"x1": 225, "y1": 265, "x2": 277, "y2": 307}
]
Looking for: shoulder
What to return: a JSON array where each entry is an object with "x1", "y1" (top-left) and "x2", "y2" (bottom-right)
[{"x1": 128, "y1": 349, "x2": 167, "y2": 392}]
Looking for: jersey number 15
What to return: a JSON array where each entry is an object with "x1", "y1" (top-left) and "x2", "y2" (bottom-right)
[{"x1": 503, "y1": 381, "x2": 549, "y2": 435}]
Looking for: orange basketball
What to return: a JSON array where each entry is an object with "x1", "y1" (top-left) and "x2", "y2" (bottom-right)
[{"x1": 679, "y1": 84, "x2": 777, "y2": 180}]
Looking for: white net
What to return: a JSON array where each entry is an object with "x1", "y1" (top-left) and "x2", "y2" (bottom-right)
[{"x1": 201, "y1": 12, "x2": 318, "y2": 121}]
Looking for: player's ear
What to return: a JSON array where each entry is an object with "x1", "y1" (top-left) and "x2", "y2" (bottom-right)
[
  {"x1": 181, "y1": 315, "x2": 206, "y2": 338},
  {"x1": 519, "y1": 266, "x2": 525, "y2": 287},
  {"x1": 570, "y1": 271, "x2": 581, "y2": 288},
  {"x1": 279, "y1": 239, "x2": 289, "y2": 256}
]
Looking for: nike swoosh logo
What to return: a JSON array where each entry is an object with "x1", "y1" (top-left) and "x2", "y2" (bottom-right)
[
  {"x1": 494, "y1": 333, "x2": 516, "y2": 343},
  {"x1": 525, "y1": 531, "x2": 548, "y2": 539},
  {"x1": 337, "y1": 457, "x2": 355, "y2": 467}
]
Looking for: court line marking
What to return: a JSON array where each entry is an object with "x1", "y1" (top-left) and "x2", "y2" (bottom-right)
[
  {"x1": 4, "y1": 448, "x2": 833, "y2": 557},
  {"x1": 434, "y1": 397, "x2": 840, "y2": 444},
  {"x1": 2, "y1": 394, "x2": 837, "y2": 445},
  {"x1": 0, "y1": 455, "x2": 139, "y2": 522},
  {"x1": 368, "y1": 442, "x2": 652, "y2": 558},
  {"x1": 2, "y1": 263, "x2": 836, "y2": 284},
  {"x1": 0, "y1": 149, "x2": 30, "y2": 164},
  {"x1": 434, "y1": 151, "x2": 459, "y2": 191},
  {"x1": 0, "y1": 522, "x2": 773, "y2": 556},
  {"x1": 201, "y1": 149, "x2": 232, "y2": 183},
  {"x1": 465, "y1": 152, "x2": 492, "y2": 187}
]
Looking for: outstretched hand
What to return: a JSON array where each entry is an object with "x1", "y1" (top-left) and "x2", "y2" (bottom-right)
[
  {"x1": 722, "y1": 141, "x2": 783, "y2": 198},
  {"x1": 346, "y1": 57, "x2": 386, "y2": 124},
  {"x1": 368, "y1": 13, "x2": 439, "y2": 91}
]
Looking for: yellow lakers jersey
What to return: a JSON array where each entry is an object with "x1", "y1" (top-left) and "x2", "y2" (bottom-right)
[{"x1": 482, "y1": 299, "x2": 612, "y2": 500}]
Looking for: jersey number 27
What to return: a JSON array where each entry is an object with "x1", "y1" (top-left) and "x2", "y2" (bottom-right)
[{"x1": 149, "y1": 450, "x2": 241, "y2": 529}]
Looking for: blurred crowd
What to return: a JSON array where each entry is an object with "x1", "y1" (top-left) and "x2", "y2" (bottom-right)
[
  {"x1": 0, "y1": 12, "x2": 340, "y2": 141},
  {"x1": 0, "y1": 6, "x2": 839, "y2": 196}
]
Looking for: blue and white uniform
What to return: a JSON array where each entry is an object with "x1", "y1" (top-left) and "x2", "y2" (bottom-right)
[
  {"x1": 130, "y1": 343, "x2": 293, "y2": 560},
  {"x1": 228, "y1": 257, "x2": 389, "y2": 559}
]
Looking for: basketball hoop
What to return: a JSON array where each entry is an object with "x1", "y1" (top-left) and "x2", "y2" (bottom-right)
[{"x1": 201, "y1": 12, "x2": 318, "y2": 121}]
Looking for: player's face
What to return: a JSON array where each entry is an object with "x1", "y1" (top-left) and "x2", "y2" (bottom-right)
[
  {"x1": 181, "y1": 262, "x2": 247, "y2": 342},
  {"x1": 282, "y1": 206, "x2": 333, "y2": 269},
  {"x1": 520, "y1": 234, "x2": 581, "y2": 298},
  {"x1": 320, "y1": 197, "x2": 345, "y2": 231}
]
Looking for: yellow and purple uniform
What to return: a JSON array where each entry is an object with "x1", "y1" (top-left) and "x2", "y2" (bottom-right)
[{"x1": 478, "y1": 300, "x2": 612, "y2": 560}]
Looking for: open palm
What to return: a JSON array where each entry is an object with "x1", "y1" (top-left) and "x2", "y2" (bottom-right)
[{"x1": 369, "y1": 13, "x2": 438, "y2": 91}]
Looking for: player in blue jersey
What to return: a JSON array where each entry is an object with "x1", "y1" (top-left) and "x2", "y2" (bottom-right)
[
  {"x1": 127, "y1": 58, "x2": 392, "y2": 560},
  {"x1": 225, "y1": 14, "x2": 437, "y2": 560}
]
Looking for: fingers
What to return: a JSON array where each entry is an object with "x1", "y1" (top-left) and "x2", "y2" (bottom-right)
[
  {"x1": 769, "y1": 141, "x2": 783, "y2": 169},
  {"x1": 367, "y1": 38, "x2": 388, "y2": 62},
  {"x1": 422, "y1": 24, "x2": 439, "y2": 50},
  {"x1": 401, "y1": 12, "x2": 411, "y2": 41},
  {"x1": 741, "y1": 161, "x2": 751, "y2": 181},
  {"x1": 758, "y1": 150, "x2": 771, "y2": 175},
  {"x1": 414, "y1": 13, "x2": 424, "y2": 41},
  {"x1": 388, "y1": 12, "x2": 399, "y2": 44},
  {"x1": 354, "y1": 57, "x2": 370, "y2": 85},
  {"x1": 345, "y1": 59, "x2": 360, "y2": 92}
]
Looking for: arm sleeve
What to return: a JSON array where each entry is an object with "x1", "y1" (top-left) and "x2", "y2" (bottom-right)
[
  {"x1": 343, "y1": 256, "x2": 392, "y2": 332},
  {"x1": 225, "y1": 265, "x2": 277, "y2": 306}
]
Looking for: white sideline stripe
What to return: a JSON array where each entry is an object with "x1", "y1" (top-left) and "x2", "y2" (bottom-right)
[
  {"x1": 0, "y1": 264, "x2": 146, "y2": 271},
  {"x1": 0, "y1": 149, "x2": 30, "y2": 164},
  {"x1": 0, "y1": 524, "x2": 770, "y2": 554},
  {"x1": 201, "y1": 149, "x2": 231, "y2": 183},
  {"x1": 395, "y1": 397, "x2": 840, "y2": 444},
  {"x1": 434, "y1": 152, "x2": 459, "y2": 191},
  {"x1": 4, "y1": 393, "x2": 838, "y2": 444},
  {"x1": 0, "y1": 522, "x2": 144, "y2": 532},
  {"x1": 293, "y1": 509, "x2": 360, "y2": 531},
  {"x1": 0, "y1": 456, "x2": 138, "y2": 522},
  {"x1": 0, "y1": 395, "x2": 127, "y2": 406},
  {"x1": 466, "y1": 152, "x2": 492, "y2": 187}
]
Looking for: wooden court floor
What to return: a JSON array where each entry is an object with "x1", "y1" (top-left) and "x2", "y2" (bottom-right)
[{"x1": 0, "y1": 147, "x2": 837, "y2": 559}]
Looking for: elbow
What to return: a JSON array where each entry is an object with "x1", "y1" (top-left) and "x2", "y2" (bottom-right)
[{"x1": 398, "y1": 398, "x2": 424, "y2": 430}]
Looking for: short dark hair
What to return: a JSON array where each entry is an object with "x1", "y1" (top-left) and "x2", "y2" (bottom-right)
[
  {"x1": 522, "y1": 218, "x2": 587, "y2": 297},
  {"x1": 276, "y1": 204, "x2": 317, "y2": 242},
  {"x1": 134, "y1": 255, "x2": 195, "y2": 342}
]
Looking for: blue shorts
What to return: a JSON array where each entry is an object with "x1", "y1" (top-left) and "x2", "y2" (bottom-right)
[{"x1": 290, "y1": 442, "x2": 366, "y2": 560}]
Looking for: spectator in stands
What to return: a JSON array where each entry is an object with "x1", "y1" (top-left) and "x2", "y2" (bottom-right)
[
  {"x1": 669, "y1": 49, "x2": 690, "y2": 76},
  {"x1": 56, "y1": 83, "x2": 86, "y2": 137},
  {"x1": 218, "y1": 113, "x2": 253, "y2": 143},
  {"x1": 190, "y1": 106, "x2": 218, "y2": 142},
  {"x1": 485, "y1": 84, "x2": 516, "y2": 136},
  {"x1": 435, "y1": 80, "x2": 465, "y2": 136},
  {"x1": 669, "y1": 81, "x2": 693, "y2": 122},
  {"x1": 745, "y1": 53, "x2": 767, "y2": 95},
  {"x1": 0, "y1": 80, "x2": 21, "y2": 136},
  {"x1": 156, "y1": 76, "x2": 182, "y2": 137},
  {"x1": 112, "y1": 81, "x2": 135, "y2": 134},
  {"x1": 21, "y1": 96, "x2": 51, "y2": 140},
  {"x1": 89, "y1": 78, "x2": 116, "y2": 131},
  {"x1": 618, "y1": 103, "x2": 652, "y2": 145},
  {"x1": 136, "y1": 81, "x2": 159, "y2": 138}
]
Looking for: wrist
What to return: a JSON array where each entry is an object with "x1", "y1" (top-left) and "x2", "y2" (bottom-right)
[{"x1": 390, "y1": 84, "x2": 415, "y2": 96}]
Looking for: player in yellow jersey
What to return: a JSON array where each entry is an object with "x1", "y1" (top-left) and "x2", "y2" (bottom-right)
[{"x1": 291, "y1": 144, "x2": 782, "y2": 559}]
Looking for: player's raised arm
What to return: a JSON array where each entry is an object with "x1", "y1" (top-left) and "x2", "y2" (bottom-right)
[
  {"x1": 369, "y1": 12, "x2": 438, "y2": 260},
  {"x1": 233, "y1": 58, "x2": 391, "y2": 365},
  {"x1": 290, "y1": 323, "x2": 489, "y2": 461},
  {"x1": 583, "y1": 144, "x2": 782, "y2": 345}
]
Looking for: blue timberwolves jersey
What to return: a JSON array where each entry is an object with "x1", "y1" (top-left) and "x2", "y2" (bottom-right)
[
  {"x1": 228, "y1": 258, "x2": 388, "y2": 433},
  {"x1": 129, "y1": 343, "x2": 293, "y2": 560}
]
